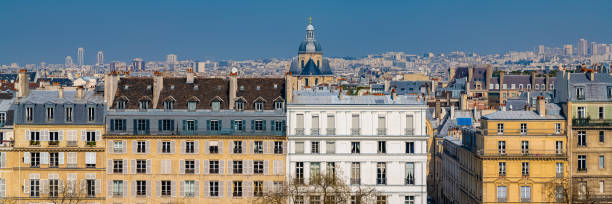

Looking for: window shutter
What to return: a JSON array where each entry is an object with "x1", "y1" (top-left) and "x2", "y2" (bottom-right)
[
  {"x1": 171, "y1": 181, "x2": 176, "y2": 198},
  {"x1": 219, "y1": 141, "x2": 223, "y2": 154},
  {"x1": 40, "y1": 179, "x2": 48, "y2": 194},
  {"x1": 123, "y1": 180, "x2": 128, "y2": 197},
  {"x1": 282, "y1": 141, "x2": 287, "y2": 154},
  {"x1": 130, "y1": 160, "x2": 136, "y2": 174},
  {"x1": 181, "y1": 141, "x2": 186, "y2": 154},
  {"x1": 23, "y1": 152, "x2": 30, "y2": 164},
  {"x1": 131, "y1": 180, "x2": 136, "y2": 197},
  {"x1": 132, "y1": 141, "x2": 137, "y2": 154},
  {"x1": 180, "y1": 181, "x2": 185, "y2": 197},
  {"x1": 250, "y1": 141, "x2": 255, "y2": 154},
  {"x1": 217, "y1": 120, "x2": 221, "y2": 130},
  {"x1": 264, "y1": 160, "x2": 269, "y2": 175},
  {"x1": 204, "y1": 181, "x2": 209, "y2": 197},
  {"x1": 110, "y1": 119, "x2": 116, "y2": 131},
  {"x1": 229, "y1": 141, "x2": 234, "y2": 154},
  {"x1": 95, "y1": 179, "x2": 102, "y2": 195},
  {"x1": 58, "y1": 130, "x2": 64, "y2": 141},
  {"x1": 231, "y1": 120, "x2": 235, "y2": 130},
  {"x1": 0, "y1": 153, "x2": 5, "y2": 168},
  {"x1": 271, "y1": 120, "x2": 276, "y2": 131},
  {"x1": 146, "y1": 159, "x2": 152, "y2": 174},
  {"x1": 194, "y1": 141, "x2": 199, "y2": 154},
  {"x1": 203, "y1": 160, "x2": 209, "y2": 174},
  {"x1": 146, "y1": 180, "x2": 151, "y2": 197},
  {"x1": 282, "y1": 120, "x2": 286, "y2": 131},
  {"x1": 158, "y1": 120, "x2": 162, "y2": 131},
  {"x1": 80, "y1": 130, "x2": 86, "y2": 141},
  {"x1": 170, "y1": 120, "x2": 174, "y2": 131},
  {"x1": 59, "y1": 152, "x2": 64, "y2": 164},
  {"x1": 133, "y1": 119, "x2": 137, "y2": 135},
  {"x1": 95, "y1": 130, "x2": 101, "y2": 141},
  {"x1": 251, "y1": 120, "x2": 254, "y2": 130},
  {"x1": 107, "y1": 180, "x2": 113, "y2": 197},
  {"x1": 195, "y1": 160, "x2": 200, "y2": 174},
  {"x1": 108, "y1": 141, "x2": 114, "y2": 153},
  {"x1": 122, "y1": 140, "x2": 127, "y2": 153},
  {"x1": 194, "y1": 181, "x2": 199, "y2": 198},
  {"x1": 122, "y1": 159, "x2": 128, "y2": 174},
  {"x1": 245, "y1": 181, "x2": 253, "y2": 197},
  {"x1": 145, "y1": 141, "x2": 150, "y2": 154},
  {"x1": 41, "y1": 152, "x2": 49, "y2": 164},
  {"x1": 219, "y1": 181, "x2": 224, "y2": 197},
  {"x1": 41, "y1": 130, "x2": 49, "y2": 141},
  {"x1": 263, "y1": 120, "x2": 266, "y2": 131},
  {"x1": 156, "y1": 181, "x2": 161, "y2": 197},
  {"x1": 204, "y1": 141, "x2": 209, "y2": 154},
  {"x1": 107, "y1": 160, "x2": 113, "y2": 174},
  {"x1": 145, "y1": 120, "x2": 150, "y2": 132},
  {"x1": 195, "y1": 120, "x2": 199, "y2": 131},
  {"x1": 25, "y1": 130, "x2": 30, "y2": 141},
  {"x1": 23, "y1": 179, "x2": 30, "y2": 194},
  {"x1": 228, "y1": 160, "x2": 233, "y2": 175},
  {"x1": 170, "y1": 141, "x2": 175, "y2": 154},
  {"x1": 227, "y1": 182, "x2": 232, "y2": 198},
  {"x1": 179, "y1": 160, "x2": 185, "y2": 174},
  {"x1": 219, "y1": 160, "x2": 225, "y2": 175},
  {"x1": 264, "y1": 181, "x2": 272, "y2": 194},
  {"x1": 206, "y1": 120, "x2": 211, "y2": 130},
  {"x1": 157, "y1": 141, "x2": 161, "y2": 154}
]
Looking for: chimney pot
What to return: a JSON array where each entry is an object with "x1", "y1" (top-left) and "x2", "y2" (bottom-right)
[
  {"x1": 76, "y1": 86, "x2": 85, "y2": 99},
  {"x1": 58, "y1": 86, "x2": 64, "y2": 98}
]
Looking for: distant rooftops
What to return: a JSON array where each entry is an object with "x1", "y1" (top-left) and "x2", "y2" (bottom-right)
[
  {"x1": 482, "y1": 104, "x2": 564, "y2": 120},
  {"x1": 290, "y1": 90, "x2": 425, "y2": 105}
]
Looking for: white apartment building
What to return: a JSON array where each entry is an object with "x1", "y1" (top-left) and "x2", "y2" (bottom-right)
[{"x1": 287, "y1": 90, "x2": 428, "y2": 204}]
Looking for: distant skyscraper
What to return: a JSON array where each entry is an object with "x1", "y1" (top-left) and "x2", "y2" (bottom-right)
[
  {"x1": 590, "y1": 42, "x2": 598, "y2": 55},
  {"x1": 577, "y1": 38, "x2": 587, "y2": 56},
  {"x1": 537, "y1": 45, "x2": 545, "y2": 55},
  {"x1": 97, "y1": 51, "x2": 104, "y2": 66},
  {"x1": 195, "y1": 61, "x2": 206, "y2": 73},
  {"x1": 65, "y1": 56, "x2": 73, "y2": 66},
  {"x1": 563, "y1": 44, "x2": 573, "y2": 56},
  {"x1": 77, "y1": 47, "x2": 84, "y2": 65},
  {"x1": 167, "y1": 54, "x2": 177, "y2": 64},
  {"x1": 131, "y1": 58, "x2": 145, "y2": 71}
]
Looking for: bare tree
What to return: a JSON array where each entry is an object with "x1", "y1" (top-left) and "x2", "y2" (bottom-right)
[
  {"x1": 543, "y1": 177, "x2": 569, "y2": 203},
  {"x1": 46, "y1": 179, "x2": 88, "y2": 204}
]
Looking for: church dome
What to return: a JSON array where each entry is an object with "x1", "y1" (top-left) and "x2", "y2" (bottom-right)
[{"x1": 298, "y1": 40, "x2": 322, "y2": 53}]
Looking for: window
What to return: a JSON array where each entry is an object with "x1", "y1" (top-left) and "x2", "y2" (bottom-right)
[
  {"x1": 497, "y1": 186, "x2": 508, "y2": 202},
  {"x1": 48, "y1": 179, "x2": 59, "y2": 197},
  {"x1": 600, "y1": 107, "x2": 605, "y2": 119},
  {"x1": 185, "y1": 160, "x2": 195, "y2": 174},
  {"x1": 535, "y1": 84, "x2": 539, "y2": 90},
  {"x1": 521, "y1": 141, "x2": 529, "y2": 154},
  {"x1": 209, "y1": 181, "x2": 219, "y2": 197},
  {"x1": 522, "y1": 162, "x2": 529, "y2": 176},
  {"x1": 274, "y1": 120, "x2": 283, "y2": 131},
  {"x1": 161, "y1": 180, "x2": 171, "y2": 196},
  {"x1": 601, "y1": 181, "x2": 605, "y2": 193},
  {"x1": 233, "y1": 160, "x2": 243, "y2": 174},
  {"x1": 111, "y1": 119, "x2": 127, "y2": 132},
  {"x1": 274, "y1": 101, "x2": 283, "y2": 110},
  {"x1": 296, "y1": 162, "x2": 304, "y2": 184},
  {"x1": 555, "y1": 123, "x2": 561, "y2": 134},
  {"x1": 498, "y1": 141, "x2": 506, "y2": 154},
  {"x1": 351, "y1": 114, "x2": 360, "y2": 134},
  {"x1": 578, "y1": 131, "x2": 586, "y2": 146},
  {"x1": 114, "y1": 141, "x2": 123, "y2": 153},
  {"x1": 376, "y1": 196, "x2": 387, "y2": 204},
  {"x1": 326, "y1": 142, "x2": 335, "y2": 154},
  {"x1": 159, "y1": 119, "x2": 174, "y2": 131},
  {"x1": 519, "y1": 84, "x2": 524, "y2": 89},
  {"x1": 376, "y1": 162, "x2": 386, "y2": 185},
  {"x1": 311, "y1": 141, "x2": 319, "y2": 154},
  {"x1": 232, "y1": 181, "x2": 242, "y2": 197},
  {"x1": 30, "y1": 179, "x2": 39, "y2": 197},
  {"x1": 209, "y1": 101, "x2": 218, "y2": 111},
  {"x1": 351, "y1": 162, "x2": 360, "y2": 185},
  {"x1": 295, "y1": 142, "x2": 304, "y2": 154},
  {"x1": 113, "y1": 160, "x2": 123, "y2": 173},
  {"x1": 136, "y1": 100, "x2": 150, "y2": 110},
  {"x1": 311, "y1": 196, "x2": 321, "y2": 204},
  {"x1": 274, "y1": 141, "x2": 283, "y2": 154},
  {"x1": 137, "y1": 141, "x2": 146, "y2": 153},
  {"x1": 26, "y1": 107, "x2": 33, "y2": 122},
  {"x1": 527, "y1": 84, "x2": 531, "y2": 89},
  {"x1": 600, "y1": 155, "x2": 605, "y2": 169},
  {"x1": 499, "y1": 162, "x2": 506, "y2": 176},
  {"x1": 88, "y1": 107, "x2": 95, "y2": 121},
  {"x1": 497, "y1": 123, "x2": 504, "y2": 134},
  {"x1": 186, "y1": 120, "x2": 198, "y2": 132},
  {"x1": 136, "y1": 160, "x2": 147, "y2": 173},
  {"x1": 185, "y1": 141, "x2": 195, "y2": 153},
  {"x1": 233, "y1": 120, "x2": 244, "y2": 131},
  {"x1": 405, "y1": 162, "x2": 415, "y2": 185},
  {"x1": 556, "y1": 141, "x2": 563, "y2": 154},
  {"x1": 255, "y1": 102, "x2": 264, "y2": 111},
  {"x1": 520, "y1": 186, "x2": 531, "y2": 202},
  {"x1": 556, "y1": 163, "x2": 564, "y2": 177},
  {"x1": 116, "y1": 101, "x2": 125, "y2": 109},
  {"x1": 86, "y1": 131, "x2": 96, "y2": 143},
  {"x1": 406, "y1": 142, "x2": 414, "y2": 153},
  {"x1": 0, "y1": 112, "x2": 5, "y2": 125},
  {"x1": 30, "y1": 152, "x2": 40, "y2": 167},
  {"x1": 351, "y1": 142, "x2": 360, "y2": 154},
  {"x1": 577, "y1": 107, "x2": 586, "y2": 118},
  {"x1": 209, "y1": 142, "x2": 219, "y2": 154},
  {"x1": 254, "y1": 160, "x2": 264, "y2": 174},
  {"x1": 405, "y1": 196, "x2": 415, "y2": 204},
  {"x1": 164, "y1": 101, "x2": 174, "y2": 110},
  {"x1": 49, "y1": 152, "x2": 59, "y2": 168},
  {"x1": 29, "y1": 131, "x2": 40, "y2": 145},
  {"x1": 161, "y1": 141, "x2": 171, "y2": 153},
  {"x1": 520, "y1": 123, "x2": 527, "y2": 135},
  {"x1": 209, "y1": 160, "x2": 219, "y2": 174},
  {"x1": 233, "y1": 141, "x2": 243, "y2": 154},
  {"x1": 46, "y1": 107, "x2": 54, "y2": 121},
  {"x1": 254, "y1": 141, "x2": 263, "y2": 154},
  {"x1": 254, "y1": 181, "x2": 263, "y2": 197},
  {"x1": 235, "y1": 101, "x2": 244, "y2": 111},
  {"x1": 327, "y1": 114, "x2": 335, "y2": 134},
  {"x1": 49, "y1": 131, "x2": 59, "y2": 144},
  {"x1": 601, "y1": 131, "x2": 605, "y2": 143},
  {"x1": 135, "y1": 119, "x2": 149, "y2": 134},
  {"x1": 310, "y1": 162, "x2": 320, "y2": 179},
  {"x1": 86, "y1": 179, "x2": 95, "y2": 197},
  {"x1": 311, "y1": 115, "x2": 319, "y2": 135},
  {"x1": 295, "y1": 195, "x2": 304, "y2": 204},
  {"x1": 326, "y1": 162, "x2": 335, "y2": 176},
  {"x1": 136, "y1": 180, "x2": 147, "y2": 196},
  {"x1": 578, "y1": 155, "x2": 587, "y2": 171},
  {"x1": 378, "y1": 141, "x2": 386, "y2": 154},
  {"x1": 254, "y1": 120, "x2": 264, "y2": 131},
  {"x1": 576, "y1": 87, "x2": 585, "y2": 99}
]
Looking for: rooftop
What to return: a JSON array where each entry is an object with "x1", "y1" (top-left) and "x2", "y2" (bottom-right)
[
  {"x1": 482, "y1": 105, "x2": 564, "y2": 120},
  {"x1": 19, "y1": 89, "x2": 104, "y2": 104},
  {"x1": 290, "y1": 90, "x2": 425, "y2": 105}
]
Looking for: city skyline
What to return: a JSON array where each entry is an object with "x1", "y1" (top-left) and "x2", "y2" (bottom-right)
[{"x1": 1, "y1": 0, "x2": 611, "y2": 64}]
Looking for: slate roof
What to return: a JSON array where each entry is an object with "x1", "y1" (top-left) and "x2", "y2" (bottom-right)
[
  {"x1": 288, "y1": 58, "x2": 334, "y2": 76},
  {"x1": 159, "y1": 78, "x2": 228, "y2": 109},
  {"x1": 482, "y1": 105, "x2": 564, "y2": 120},
  {"x1": 291, "y1": 90, "x2": 425, "y2": 105},
  {"x1": 236, "y1": 78, "x2": 285, "y2": 110},
  {"x1": 0, "y1": 72, "x2": 36, "y2": 82},
  {"x1": 113, "y1": 77, "x2": 154, "y2": 109},
  {"x1": 37, "y1": 78, "x2": 73, "y2": 86},
  {"x1": 21, "y1": 90, "x2": 104, "y2": 104}
]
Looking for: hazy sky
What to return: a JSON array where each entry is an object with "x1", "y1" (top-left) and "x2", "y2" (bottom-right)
[{"x1": 1, "y1": 0, "x2": 610, "y2": 64}]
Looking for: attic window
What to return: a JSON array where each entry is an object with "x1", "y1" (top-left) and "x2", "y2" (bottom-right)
[
  {"x1": 273, "y1": 84, "x2": 278, "y2": 89},
  {"x1": 124, "y1": 85, "x2": 129, "y2": 90},
  {"x1": 116, "y1": 101, "x2": 125, "y2": 109},
  {"x1": 170, "y1": 85, "x2": 175, "y2": 90},
  {"x1": 240, "y1": 85, "x2": 244, "y2": 91},
  {"x1": 255, "y1": 102, "x2": 264, "y2": 111},
  {"x1": 256, "y1": 86, "x2": 261, "y2": 91},
  {"x1": 194, "y1": 85, "x2": 199, "y2": 91}
]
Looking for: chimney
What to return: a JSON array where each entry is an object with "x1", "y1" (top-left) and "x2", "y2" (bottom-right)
[
  {"x1": 58, "y1": 86, "x2": 64, "y2": 98},
  {"x1": 536, "y1": 96, "x2": 546, "y2": 117},
  {"x1": 531, "y1": 71, "x2": 537, "y2": 90},
  {"x1": 152, "y1": 71, "x2": 164, "y2": 109},
  {"x1": 76, "y1": 86, "x2": 85, "y2": 99},
  {"x1": 186, "y1": 68, "x2": 195, "y2": 84},
  {"x1": 450, "y1": 105, "x2": 455, "y2": 119},
  {"x1": 468, "y1": 66, "x2": 474, "y2": 82},
  {"x1": 384, "y1": 79, "x2": 390, "y2": 92},
  {"x1": 486, "y1": 65, "x2": 493, "y2": 90},
  {"x1": 460, "y1": 94, "x2": 468, "y2": 110},
  {"x1": 285, "y1": 73, "x2": 294, "y2": 103},
  {"x1": 104, "y1": 72, "x2": 120, "y2": 109},
  {"x1": 499, "y1": 71, "x2": 505, "y2": 91},
  {"x1": 338, "y1": 88, "x2": 343, "y2": 100},
  {"x1": 391, "y1": 88, "x2": 397, "y2": 101},
  {"x1": 589, "y1": 72, "x2": 595, "y2": 81},
  {"x1": 435, "y1": 100, "x2": 441, "y2": 119},
  {"x1": 17, "y1": 69, "x2": 29, "y2": 98},
  {"x1": 229, "y1": 68, "x2": 238, "y2": 109}
]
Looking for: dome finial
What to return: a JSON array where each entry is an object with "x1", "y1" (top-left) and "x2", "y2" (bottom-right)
[{"x1": 309, "y1": 16, "x2": 312, "y2": 25}]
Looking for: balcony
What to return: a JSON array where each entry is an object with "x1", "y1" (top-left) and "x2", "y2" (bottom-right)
[
  {"x1": 311, "y1": 128, "x2": 320, "y2": 136},
  {"x1": 521, "y1": 198, "x2": 531, "y2": 202},
  {"x1": 405, "y1": 177, "x2": 415, "y2": 185},
  {"x1": 48, "y1": 141, "x2": 59, "y2": 146},
  {"x1": 185, "y1": 169, "x2": 195, "y2": 174},
  {"x1": 86, "y1": 141, "x2": 96, "y2": 147},
  {"x1": 29, "y1": 141, "x2": 40, "y2": 146},
  {"x1": 67, "y1": 141, "x2": 77, "y2": 147},
  {"x1": 577, "y1": 168, "x2": 587, "y2": 172},
  {"x1": 326, "y1": 128, "x2": 335, "y2": 135},
  {"x1": 497, "y1": 197, "x2": 507, "y2": 202},
  {"x1": 405, "y1": 128, "x2": 414, "y2": 136},
  {"x1": 295, "y1": 128, "x2": 305, "y2": 136},
  {"x1": 377, "y1": 128, "x2": 386, "y2": 136},
  {"x1": 556, "y1": 172, "x2": 564, "y2": 178},
  {"x1": 67, "y1": 164, "x2": 77, "y2": 168},
  {"x1": 573, "y1": 119, "x2": 612, "y2": 127},
  {"x1": 134, "y1": 130, "x2": 150, "y2": 135},
  {"x1": 350, "y1": 128, "x2": 361, "y2": 135},
  {"x1": 479, "y1": 149, "x2": 567, "y2": 157}
]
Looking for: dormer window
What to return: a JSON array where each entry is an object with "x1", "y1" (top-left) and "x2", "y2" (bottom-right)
[
  {"x1": 116, "y1": 101, "x2": 126, "y2": 109},
  {"x1": 65, "y1": 106, "x2": 73, "y2": 122},
  {"x1": 26, "y1": 106, "x2": 33, "y2": 122},
  {"x1": 139, "y1": 100, "x2": 149, "y2": 110},
  {"x1": 210, "y1": 101, "x2": 220, "y2": 112},
  {"x1": 164, "y1": 101, "x2": 174, "y2": 110},
  {"x1": 236, "y1": 101, "x2": 244, "y2": 111},
  {"x1": 527, "y1": 84, "x2": 531, "y2": 90},
  {"x1": 255, "y1": 102, "x2": 264, "y2": 111},
  {"x1": 576, "y1": 87, "x2": 585, "y2": 99},
  {"x1": 189, "y1": 102, "x2": 198, "y2": 111},
  {"x1": 274, "y1": 101, "x2": 283, "y2": 110}
]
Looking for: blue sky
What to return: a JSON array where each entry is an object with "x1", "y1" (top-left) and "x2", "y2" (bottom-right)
[{"x1": 0, "y1": 0, "x2": 610, "y2": 64}]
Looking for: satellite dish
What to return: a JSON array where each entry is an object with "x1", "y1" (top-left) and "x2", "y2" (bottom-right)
[{"x1": 231, "y1": 67, "x2": 238, "y2": 74}]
